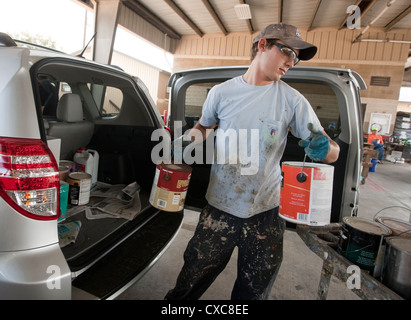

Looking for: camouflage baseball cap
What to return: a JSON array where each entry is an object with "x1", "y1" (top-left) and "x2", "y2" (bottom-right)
[{"x1": 253, "y1": 23, "x2": 317, "y2": 61}]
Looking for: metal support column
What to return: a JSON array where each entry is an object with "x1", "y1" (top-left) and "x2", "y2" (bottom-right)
[{"x1": 92, "y1": 0, "x2": 121, "y2": 64}]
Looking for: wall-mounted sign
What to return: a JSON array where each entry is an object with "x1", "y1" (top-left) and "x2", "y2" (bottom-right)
[{"x1": 368, "y1": 113, "x2": 392, "y2": 134}]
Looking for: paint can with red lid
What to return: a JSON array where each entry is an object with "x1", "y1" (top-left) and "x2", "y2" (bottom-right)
[{"x1": 279, "y1": 161, "x2": 334, "y2": 226}]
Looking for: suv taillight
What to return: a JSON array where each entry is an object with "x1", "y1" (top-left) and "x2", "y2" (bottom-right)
[{"x1": 0, "y1": 137, "x2": 59, "y2": 220}]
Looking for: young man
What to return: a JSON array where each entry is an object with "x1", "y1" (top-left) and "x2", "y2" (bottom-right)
[{"x1": 166, "y1": 23, "x2": 340, "y2": 300}]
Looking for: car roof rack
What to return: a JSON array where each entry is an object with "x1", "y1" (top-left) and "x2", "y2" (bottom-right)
[
  {"x1": 0, "y1": 33, "x2": 17, "y2": 47},
  {"x1": 13, "y1": 39, "x2": 63, "y2": 53}
]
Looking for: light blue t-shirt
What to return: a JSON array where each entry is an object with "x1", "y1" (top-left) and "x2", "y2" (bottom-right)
[{"x1": 199, "y1": 76, "x2": 323, "y2": 218}]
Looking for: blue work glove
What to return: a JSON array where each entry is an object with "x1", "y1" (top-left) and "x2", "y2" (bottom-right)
[
  {"x1": 172, "y1": 135, "x2": 193, "y2": 162},
  {"x1": 298, "y1": 123, "x2": 330, "y2": 161}
]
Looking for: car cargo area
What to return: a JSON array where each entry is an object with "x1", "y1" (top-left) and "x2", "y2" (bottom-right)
[
  {"x1": 58, "y1": 125, "x2": 184, "y2": 298},
  {"x1": 61, "y1": 124, "x2": 168, "y2": 268}
]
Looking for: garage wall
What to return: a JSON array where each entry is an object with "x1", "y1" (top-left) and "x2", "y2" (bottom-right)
[
  {"x1": 174, "y1": 27, "x2": 410, "y2": 70},
  {"x1": 108, "y1": 51, "x2": 170, "y2": 114},
  {"x1": 118, "y1": 4, "x2": 178, "y2": 53},
  {"x1": 173, "y1": 27, "x2": 411, "y2": 134}
]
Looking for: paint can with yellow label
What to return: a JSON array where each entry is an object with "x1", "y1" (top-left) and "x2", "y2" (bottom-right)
[{"x1": 149, "y1": 163, "x2": 192, "y2": 212}]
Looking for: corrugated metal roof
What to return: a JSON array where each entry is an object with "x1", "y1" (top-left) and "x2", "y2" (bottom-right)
[
  {"x1": 78, "y1": 0, "x2": 411, "y2": 81},
  {"x1": 78, "y1": 0, "x2": 411, "y2": 42}
]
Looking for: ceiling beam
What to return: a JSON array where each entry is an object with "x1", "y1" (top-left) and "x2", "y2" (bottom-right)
[
  {"x1": 308, "y1": 0, "x2": 322, "y2": 31},
  {"x1": 353, "y1": 0, "x2": 394, "y2": 43},
  {"x1": 164, "y1": 0, "x2": 204, "y2": 37},
  {"x1": 385, "y1": 5, "x2": 411, "y2": 32},
  {"x1": 122, "y1": 0, "x2": 181, "y2": 39},
  {"x1": 278, "y1": 0, "x2": 283, "y2": 23},
  {"x1": 239, "y1": 0, "x2": 254, "y2": 33},
  {"x1": 359, "y1": 0, "x2": 378, "y2": 18},
  {"x1": 201, "y1": 0, "x2": 228, "y2": 35}
]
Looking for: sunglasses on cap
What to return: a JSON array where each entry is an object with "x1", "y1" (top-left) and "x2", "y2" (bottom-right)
[{"x1": 271, "y1": 41, "x2": 300, "y2": 65}]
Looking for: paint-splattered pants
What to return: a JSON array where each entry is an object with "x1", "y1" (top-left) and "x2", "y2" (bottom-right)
[{"x1": 165, "y1": 204, "x2": 285, "y2": 300}]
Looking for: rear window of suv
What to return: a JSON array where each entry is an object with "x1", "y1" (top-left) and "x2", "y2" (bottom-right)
[
  {"x1": 86, "y1": 84, "x2": 124, "y2": 118},
  {"x1": 34, "y1": 59, "x2": 156, "y2": 128},
  {"x1": 41, "y1": 80, "x2": 124, "y2": 118}
]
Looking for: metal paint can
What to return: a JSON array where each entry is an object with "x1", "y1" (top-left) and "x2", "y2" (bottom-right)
[
  {"x1": 337, "y1": 217, "x2": 392, "y2": 272},
  {"x1": 382, "y1": 237, "x2": 411, "y2": 299},
  {"x1": 149, "y1": 163, "x2": 192, "y2": 212},
  {"x1": 67, "y1": 172, "x2": 92, "y2": 206},
  {"x1": 279, "y1": 161, "x2": 334, "y2": 226}
]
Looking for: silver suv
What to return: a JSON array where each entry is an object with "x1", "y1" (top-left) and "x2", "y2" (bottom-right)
[{"x1": 0, "y1": 33, "x2": 183, "y2": 299}]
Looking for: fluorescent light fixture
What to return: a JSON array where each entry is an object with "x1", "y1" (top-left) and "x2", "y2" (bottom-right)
[{"x1": 234, "y1": 4, "x2": 252, "y2": 20}]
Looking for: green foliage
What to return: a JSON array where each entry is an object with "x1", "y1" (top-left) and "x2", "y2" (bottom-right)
[{"x1": 10, "y1": 31, "x2": 57, "y2": 49}]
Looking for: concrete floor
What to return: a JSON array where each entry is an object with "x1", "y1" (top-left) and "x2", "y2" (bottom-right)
[{"x1": 117, "y1": 161, "x2": 411, "y2": 300}]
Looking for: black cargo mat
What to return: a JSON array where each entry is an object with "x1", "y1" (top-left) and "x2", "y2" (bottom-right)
[
  {"x1": 72, "y1": 210, "x2": 183, "y2": 299},
  {"x1": 60, "y1": 191, "x2": 152, "y2": 262}
]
